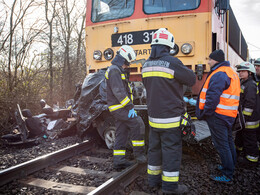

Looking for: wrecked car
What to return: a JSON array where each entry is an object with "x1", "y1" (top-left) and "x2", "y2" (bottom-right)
[{"x1": 1, "y1": 101, "x2": 77, "y2": 145}]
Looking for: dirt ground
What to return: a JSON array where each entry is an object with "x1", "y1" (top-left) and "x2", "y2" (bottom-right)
[{"x1": 126, "y1": 139, "x2": 260, "y2": 195}]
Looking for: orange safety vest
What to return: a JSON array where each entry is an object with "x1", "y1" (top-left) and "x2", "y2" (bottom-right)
[{"x1": 199, "y1": 66, "x2": 240, "y2": 118}]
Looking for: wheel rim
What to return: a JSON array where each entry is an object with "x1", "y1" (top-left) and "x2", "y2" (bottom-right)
[{"x1": 104, "y1": 128, "x2": 115, "y2": 149}]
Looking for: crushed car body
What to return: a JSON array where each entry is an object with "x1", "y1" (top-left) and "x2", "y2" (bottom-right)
[{"x1": 77, "y1": 69, "x2": 211, "y2": 149}]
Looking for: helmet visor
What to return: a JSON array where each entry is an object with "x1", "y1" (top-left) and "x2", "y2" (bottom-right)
[{"x1": 236, "y1": 65, "x2": 249, "y2": 71}]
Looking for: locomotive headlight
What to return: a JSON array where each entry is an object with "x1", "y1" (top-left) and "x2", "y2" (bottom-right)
[
  {"x1": 181, "y1": 43, "x2": 193, "y2": 54},
  {"x1": 93, "y1": 50, "x2": 102, "y2": 60},
  {"x1": 104, "y1": 48, "x2": 114, "y2": 60}
]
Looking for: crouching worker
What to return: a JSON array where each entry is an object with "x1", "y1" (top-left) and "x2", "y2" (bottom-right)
[
  {"x1": 235, "y1": 62, "x2": 259, "y2": 164},
  {"x1": 106, "y1": 45, "x2": 146, "y2": 169}
]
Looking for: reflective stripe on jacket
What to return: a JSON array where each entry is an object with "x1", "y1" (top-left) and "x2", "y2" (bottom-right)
[
  {"x1": 106, "y1": 64, "x2": 134, "y2": 112},
  {"x1": 199, "y1": 66, "x2": 240, "y2": 118},
  {"x1": 148, "y1": 116, "x2": 181, "y2": 129},
  {"x1": 142, "y1": 46, "x2": 196, "y2": 121},
  {"x1": 240, "y1": 76, "x2": 260, "y2": 129}
]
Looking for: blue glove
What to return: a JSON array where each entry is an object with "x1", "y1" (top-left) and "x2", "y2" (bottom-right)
[
  {"x1": 188, "y1": 98, "x2": 197, "y2": 106},
  {"x1": 183, "y1": 97, "x2": 189, "y2": 103},
  {"x1": 128, "y1": 108, "x2": 137, "y2": 118}
]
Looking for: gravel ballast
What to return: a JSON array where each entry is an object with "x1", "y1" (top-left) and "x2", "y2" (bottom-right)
[{"x1": 0, "y1": 136, "x2": 259, "y2": 194}]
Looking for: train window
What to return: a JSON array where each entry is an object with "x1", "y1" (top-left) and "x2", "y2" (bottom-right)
[
  {"x1": 144, "y1": 0, "x2": 200, "y2": 14},
  {"x1": 91, "y1": 0, "x2": 135, "y2": 23}
]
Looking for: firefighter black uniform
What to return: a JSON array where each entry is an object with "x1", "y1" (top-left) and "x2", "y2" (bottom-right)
[
  {"x1": 106, "y1": 48, "x2": 145, "y2": 168},
  {"x1": 255, "y1": 59, "x2": 260, "y2": 153},
  {"x1": 257, "y1": 75, "x2": 260, "y2": 154},
  {"x1": 235, "y1": 75, "x2": 260, "y2": 162},
  {"x1": 142, "y1": 29, "x2": 196, "y2": 193}
]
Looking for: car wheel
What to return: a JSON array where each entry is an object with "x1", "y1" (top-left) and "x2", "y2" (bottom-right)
[{"x1": 104, "y1": 126, "x2": 116, "y2": 149}]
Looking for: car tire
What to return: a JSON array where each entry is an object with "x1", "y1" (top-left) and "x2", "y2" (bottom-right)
[{"x1": 104, "y1": 126, "x2": 116, "y2": 149}]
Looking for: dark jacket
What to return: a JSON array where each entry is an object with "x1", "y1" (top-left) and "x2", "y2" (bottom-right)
[
  {"x1": 256, "y1": 75, "x2": 260, "y2": 120},
  {"x1": 256, "y1": 74, "x2": 260, "y2": 98},
  {"x1": 106, "y1": 55, "x2": 134, "y2": 114},
  {"x1": 142, "y1": 45, "x2": 196, "y2": 118},
  {"x1": 240, "y1": 75, "x2": 259, "y2": 122},
  {"x1": 195, "y1": 61, "x2": 236, "y2": 127}
]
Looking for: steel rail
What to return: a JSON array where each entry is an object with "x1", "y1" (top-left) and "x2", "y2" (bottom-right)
[
  {"x1": 0, "y1": 139, "x2": 94, "y2": 186},
  {"x1": 88, "y1": 163, "x2": 146, "y2": 195}
]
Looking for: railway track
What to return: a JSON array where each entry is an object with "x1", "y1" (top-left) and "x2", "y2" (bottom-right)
[{"x1": 0, "y1": 139, "x2": 146, "y2": 194}]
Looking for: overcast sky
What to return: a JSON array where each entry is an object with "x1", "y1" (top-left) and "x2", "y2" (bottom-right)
[{"x1": 230, "y1": 0, "x2": 260, "y2": 59}]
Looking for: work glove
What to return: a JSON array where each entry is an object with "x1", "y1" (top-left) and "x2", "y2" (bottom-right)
[
  {"x1": 188, "y1": 98, "x2": 197, "y2": 106},
  {"x1": 183, "y1": 97, "x2": 189, "y2": 103},
  {"x1": 128, "y1": 108, "x2": 137, "y2": 118}
]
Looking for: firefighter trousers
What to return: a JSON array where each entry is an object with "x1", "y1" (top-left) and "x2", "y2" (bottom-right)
[
  {"x1": 147, "y1": 127, "x2": 182, "y2": 192},
  {"x1": 235, "y1": 128, "x2": 259, "y2": 161},
  {"x1": 112, "y1": 109, "x2": 145, "y2": 165},
  {"x1": 257, "y1": 126, "x2": 260, "y2": 152}
]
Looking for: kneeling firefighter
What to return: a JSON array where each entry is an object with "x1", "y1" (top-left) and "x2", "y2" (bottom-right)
[{"x1": 106, "y1": 45, "x2": 146, "y2": 169}]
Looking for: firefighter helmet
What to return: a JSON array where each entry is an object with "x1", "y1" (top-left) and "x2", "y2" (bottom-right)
[
  {"x1": 40, "y1": 99, "x2": 46, "y2": 108},
  {"x1": 236, "y1": 62, "x2": 256, "y2": 74},
  {"x1": 151, "y1": 28, "x2": 175, "y2": 49},
  {"x1": 254, "y1": 58, "x2": 260, "y2": 66},
  {"x1": 117, "y1": 45, "x2": 136, "y2": 63}
]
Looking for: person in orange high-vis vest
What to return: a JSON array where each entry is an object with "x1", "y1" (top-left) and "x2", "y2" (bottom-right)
[{"x1": 196, "y1": 50, "x2": 240, "y2": 183}]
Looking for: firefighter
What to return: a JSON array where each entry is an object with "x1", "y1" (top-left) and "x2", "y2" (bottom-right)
[
  {"x1": 254, "y1": 58, "x2": 260, "y2": 154},
  {"x1": 196, "y1": 50, "x2": 240, "y2": 183},
  {"x1": 142, "y1": 28, "x2": 196, "y2": 194},
  {"x1": 235, "y1": 62, "x2": 259, "y2": 164},
  {"x1": 106, "y1": 45, "x2": 146, "y2": 169}
]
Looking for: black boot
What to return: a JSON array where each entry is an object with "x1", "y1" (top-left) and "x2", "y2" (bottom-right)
[
  {"x1": 113, "y1": 160, "x2": 134, "y2": 170},
  {"x1": 237, "y1": 156, "x2": 258, "y2": 168},
  {"x1": 162, "y1": 184, "x2": 188, "y2": 194},
  {"x1": 135, "y1": 154, "x2": 147, "y2": 164}
]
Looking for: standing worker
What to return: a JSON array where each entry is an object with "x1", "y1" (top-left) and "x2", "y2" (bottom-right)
[
  {"x1": 106, "y1": 45, "x2": 146, "y2": 169},
  {"x1": 196, "y1": 50, "x2": 240, "y2": 183},
  {"x1": 142, "y1": 28, "x2": 196, "y2": 194},
  {"x1": 254, "y1": 58, "x2": 260, "y2": 155},
  {"x1": 235, "y1": 62, "x2": 259, "y2": 164}
]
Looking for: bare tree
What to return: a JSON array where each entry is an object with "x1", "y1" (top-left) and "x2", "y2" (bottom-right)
[
  {"x1": 7, "y1": 0, "x2": 18, "y2": 92},
  {"x1": 45, "y1": 0, "x2": 57, "y2": 103},
  {"x1": 0, "y1": 0, "x2": 88, "y2": 130},
  {"x1": 55, "y1": 0, "x2": 78, "y2": 100},
  {"x1": 0, "y1": 0, "x2": 39, "y2": 91},
  {"x1": 75, "y1": 4, "x2": 86, "y2": 82},
  {"x1": 0, "y1": 0, "x2": 48, "y2": 129}
]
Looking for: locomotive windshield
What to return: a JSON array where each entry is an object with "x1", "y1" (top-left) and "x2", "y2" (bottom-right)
[
  {"x1": 91, "y1": 0, "x2": 135, "y2": 23},
  {"x1": 144, "y1": 0, "x2": 200, "y2": 14}
]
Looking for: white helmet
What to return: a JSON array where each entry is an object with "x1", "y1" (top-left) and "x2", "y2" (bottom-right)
[
  {"x1": 117, "y1": 45, "x2": 136, "y2": 63},
  {"x1": 236, "y1": 62, "x2": 256, "y2": 74},
  {"x1": 254, "y1": 58, "x2": 260, "y2": 66},
  {"x1": 151, "y1": 28, "x2": 175, "y2": 48}
]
